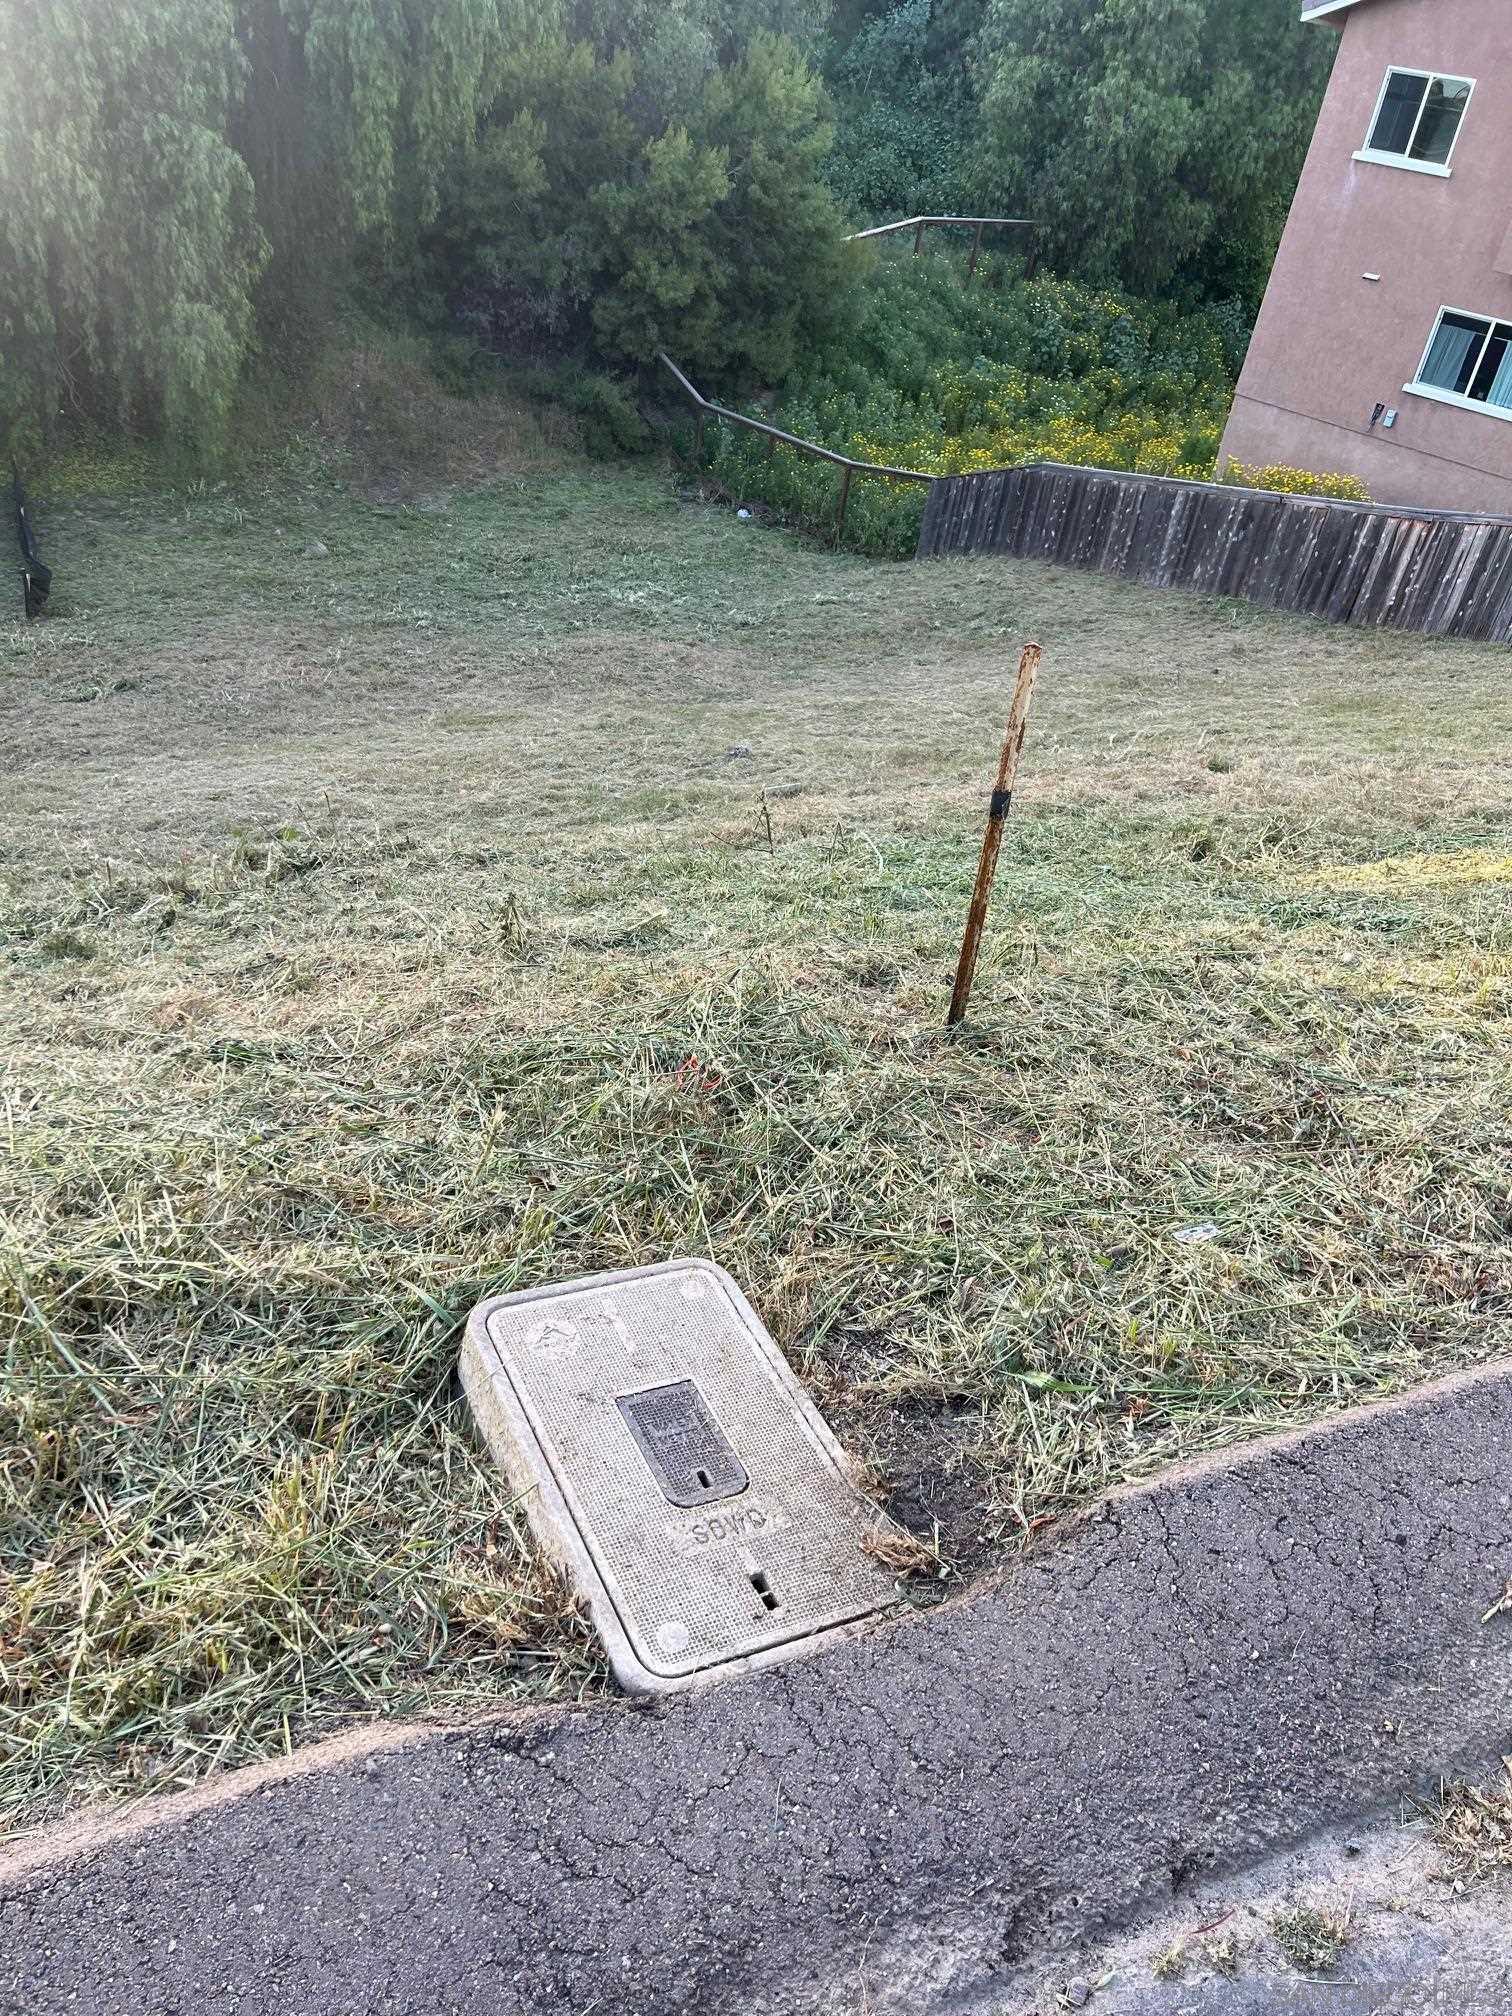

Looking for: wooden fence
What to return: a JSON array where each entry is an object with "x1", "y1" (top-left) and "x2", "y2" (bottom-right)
[{"x1": 917, "y1": 463, "x2": 1512, "y2": 643}]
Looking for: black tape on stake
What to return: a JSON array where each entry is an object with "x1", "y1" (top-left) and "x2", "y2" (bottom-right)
[{"x1": 989, "y1": 789, "x2": 1013, "y2": 819}]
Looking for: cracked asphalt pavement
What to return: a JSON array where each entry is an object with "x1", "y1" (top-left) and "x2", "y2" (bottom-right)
[{"x1": 4, "y1": 1366, "x2": 1510, "y2": 2015}]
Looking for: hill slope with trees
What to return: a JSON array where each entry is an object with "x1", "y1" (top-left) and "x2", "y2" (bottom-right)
[{"x1": 0, "y1": 0, "x2": 1333, "y2": 467}]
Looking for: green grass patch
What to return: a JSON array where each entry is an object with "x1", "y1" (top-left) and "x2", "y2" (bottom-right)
[{"x1": 3, "y1": 453, "x2": 1511, "y2": 1829}]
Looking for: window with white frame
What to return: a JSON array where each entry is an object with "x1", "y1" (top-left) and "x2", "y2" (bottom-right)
[
  {"x1": 1361, "y1": 68, "x2": 1473, "y2": 170},
  {"x1": 1410, "y1": 309, "x2": 1512, "y2": 416}
]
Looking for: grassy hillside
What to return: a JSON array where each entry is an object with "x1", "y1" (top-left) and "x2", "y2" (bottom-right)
[{"x1": 4, "y1": 405, "x2": 1511, "y2": 1828}]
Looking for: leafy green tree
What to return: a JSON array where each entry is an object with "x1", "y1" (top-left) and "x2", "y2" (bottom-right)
[
  {"x1": 973, "y1": 0, "x2": 1334, "y2": 301},
  {"x1": 685, "y1": 32, "x2": 855, "y2": 377},
  {"x1": 825, "y1": 0, "x2": 983, "y2": 222},
  {"x1": 0, "y1": 0, "x2": 532, "y2": 453},
  {"x1": 0, "y1": 0, "x2": 263, "y2": 455},
  {"x1": 429, "y1": 31, "x2": 642, "y2": 349},
  {"x1": 0, "y1": 0, "x2": 857, "y2": 457},
  {"x1": 233, "y1": 0, "x2": 543, "y2": 352},
  {"x1": 590, "y1": 127, "x2": 733, "y2": 364},
  {"x1": 434, "y1": 18, "x2": 854, "y2": 383},
  {"x1": 572, "y1": 0, "x2": 831, "y2": 67}
]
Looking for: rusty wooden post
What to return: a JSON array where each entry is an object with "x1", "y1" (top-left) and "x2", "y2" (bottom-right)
[
  {"x1": 913, "y1": 219, "x2": 926, "y2": 256},
  {"x1": 967, "y1": 220, "x2": 984, "y2": 282},
  {"x1": 693, "y1": 411, "x2": 705, "y2": 466},
  {"x1": 835, "y1": 464, "x2": 853, "y2": 542},
  {"x1": 765, "y1": 432, "x2": 776, "y2": 461},
  {"x1": 947, "y1": 642, "x2": 1043, "y2": 1029}
]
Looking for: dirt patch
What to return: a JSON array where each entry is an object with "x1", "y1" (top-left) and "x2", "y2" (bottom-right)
[
  {"x1": 830, "y1": 1385, "x2": 1003, "y2": 1577},
  {"x1": 1000, "y1": 1764, "x2": 1512, "y2": 2015}
]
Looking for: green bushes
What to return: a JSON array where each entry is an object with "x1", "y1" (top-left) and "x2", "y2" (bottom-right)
[
  {"x1": 698, "y1": 252, "x2": 1248, "y2": 553},
  {"x1": 820, "y1": 0, "x2": 1328, "y2": 311},
  {"x1": 695, "y1": 419, "x2": 929, "y2": 555},
  {"x1": 518, "y1": 368, "x2": 650, "y2": 459},
  {"x1": 0, "y1": 0, "x2": 263, "y2": 458},
  {"x1": 4, "y1": 0, "x2": 1337, "y2": 476},
  {"x1": 823, "y1": 0, "x2": 974, "y2": 220},
  {"x1": 0, "y1": 0, "x2": 527, "y2": 460},
  {"x1": 973, "y1": 0, "x2": 1332, "y2": 301},
  {"x1": 432, "y1": 27, "x2": 856, "y2": 387},
  {"x1": 692, "y1": 257, "x2": 1377, "y2": 551}
]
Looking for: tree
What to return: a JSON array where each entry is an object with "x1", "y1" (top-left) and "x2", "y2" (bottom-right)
[
  {"x1": 681, "y1": 32, "x2": 855, "y2": 378},
  {"x1": 824, "y1": 0, "x2": 984, "y2": 222},
  {"x1": 589, "y1": 127, "x2": 733, "y2": 365},
  {"x1": 2, "y1": 0, "x2": 852, "y2": 455},
  {"x1": 433, "y1": 16, "x2": 855, "y2": 383},
  {"x1": 428, "y1": 31, "x2": 642, "y2": 352},
  {"x1": 973, "y1": 0, "x2": 1334, "y2": 302},
  {"x1": 0, "y1": 0, "x2": 531, "y2": 454},
  {"x1": 0, "y1": 0, "x2": 263, "y2": 455},
  {"x1": 233, "y1": 0, "x2": 544, "y2": 353}
]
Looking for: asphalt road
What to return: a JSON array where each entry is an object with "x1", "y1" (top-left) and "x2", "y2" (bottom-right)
[
  {"x1": 1001, "y1": 1791, "x2": 1512, "y2": 2016},
  {"x1": 4, "y1": 1366, "x2": 1510, "y2": 2016}
]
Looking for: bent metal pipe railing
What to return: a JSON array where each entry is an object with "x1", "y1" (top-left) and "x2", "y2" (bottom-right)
[
  {"x1": 846, "y1": 213, "x2": 1037, "y2": 280},
  {"x1": 657, "y1": 351, "x2": 934, "y2": 542},
  {"x1": 656, "y1": 217, "x2": 1035, "y2": 538}
]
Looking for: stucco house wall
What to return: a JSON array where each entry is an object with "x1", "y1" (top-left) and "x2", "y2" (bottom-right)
[{"x1": 1220, "y1": 0, "x2": 1512, "y2": 513}]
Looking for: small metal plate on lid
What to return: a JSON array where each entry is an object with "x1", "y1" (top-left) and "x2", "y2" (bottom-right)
[
  {"x1": 460, "y1": 1259, "x2": 900, "y2": 1693},
  {"x1": 615, "y1": 1380, "x2": 749, "y2": 1506}
]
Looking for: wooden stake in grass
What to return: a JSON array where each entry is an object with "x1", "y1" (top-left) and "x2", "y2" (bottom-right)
[{"x1": 947, "y1": 640, "x2": 1042, "y2": 1029}]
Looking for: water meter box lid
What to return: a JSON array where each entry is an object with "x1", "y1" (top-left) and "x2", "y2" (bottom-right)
[{"x1": 460, "y1": 1259, "x2": 899, "y2": 1694}]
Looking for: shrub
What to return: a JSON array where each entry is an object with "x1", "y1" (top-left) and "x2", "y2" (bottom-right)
[
  {"x1": 693, "y1": 417, "x2": 928, "y2": 556},
  {"x1": 824, "y1": 0, "x2": 973, "y2": 220},
  {"x1": 526, "y1": 368, "x2": 650, "y2": 459},
  {"x1": 698, "y1": 251, "x2": 1248, "y2": 552},
  {"x1": 431, "y1": 27, "x2": 856, "y2": 387},
  {"x1": 1222, "y1": 461, "x2": 1372, "y2": 502}
]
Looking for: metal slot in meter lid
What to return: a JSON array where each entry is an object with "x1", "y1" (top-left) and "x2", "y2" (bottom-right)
[{"x1": 460, "y1": 1258, "x2": 900, "y2": 1693}]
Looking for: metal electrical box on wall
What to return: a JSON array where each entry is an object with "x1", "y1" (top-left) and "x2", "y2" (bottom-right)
[{"x1": 460, "y1": 1259, "x2": 900, "y2": 1693}]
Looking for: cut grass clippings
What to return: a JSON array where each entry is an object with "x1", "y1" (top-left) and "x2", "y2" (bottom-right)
[
  {"x1": 1433, "y1": 1762, "x2": 1512, "y2": 1886},
  {"x1": 1271, "y1": 1906, "x2": 1351, "y2": 1976},
  {"x1": 4, "y1": 436, "x2": 1512, "y2": 1832}
]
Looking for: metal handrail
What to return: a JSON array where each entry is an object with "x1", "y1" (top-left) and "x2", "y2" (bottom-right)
[
  {"x1": 657, "y1": 352, "x2": 934, "y2": 542},
  {"x1": 845, "y1": 214, "x2": 1034, "y2": 241},
  {"x1": 846, "y1": 213, "x2": 1036, "y2": 279},
  {"x1": 656, "y1": 212, "x2": 1039, "y2": 538},
  {"x1": 656, "y1": 353, "x2": 932, "y2": 484}
]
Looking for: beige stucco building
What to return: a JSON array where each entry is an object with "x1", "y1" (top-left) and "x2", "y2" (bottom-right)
[{"x1": 1221, "y1": 0, "x2": 1512, "y2": 512}]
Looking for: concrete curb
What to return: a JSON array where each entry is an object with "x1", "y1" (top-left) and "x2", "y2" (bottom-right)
[{"x1": 5, "y1": 1366, "x2": 1511, "y2": 2015}]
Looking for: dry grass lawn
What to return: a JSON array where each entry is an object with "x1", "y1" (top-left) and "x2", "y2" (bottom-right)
[{"x1": 4, "y1": 423, "x2": 1512, "y2": 1831}]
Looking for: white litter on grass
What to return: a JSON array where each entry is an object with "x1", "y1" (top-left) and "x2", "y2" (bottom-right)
[
  {"x1": 736, "y1": 508, "x2": 751, "y2": 520},
  {"x1": 1173, "y1": 1223, "x2": 1222, "y2": 1245}
]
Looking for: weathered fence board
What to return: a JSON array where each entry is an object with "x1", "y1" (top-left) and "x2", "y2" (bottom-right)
[{"x1": 915, "y1": 464, "x2": 1512, "y2": 644}]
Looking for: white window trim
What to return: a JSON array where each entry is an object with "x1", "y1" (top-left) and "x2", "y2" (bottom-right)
[
  {"x1": 1404, "y1": 382, "x2": 1512, "y2": 426},
  {"x1": 1352, "y1": 147, "x2": 1452, "y2": 179},
  {"x1": 1360, "y1": 66, "x2": 1475, "y2": 175},
  {"x1": 1404, "y1": 305, "x2": 1512, "y2": 425}
]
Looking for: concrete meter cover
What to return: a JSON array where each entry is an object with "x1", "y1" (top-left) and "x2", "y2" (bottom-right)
[{"x1": 460, "y1": 1259, "x2": 900, "y2": 1693}]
